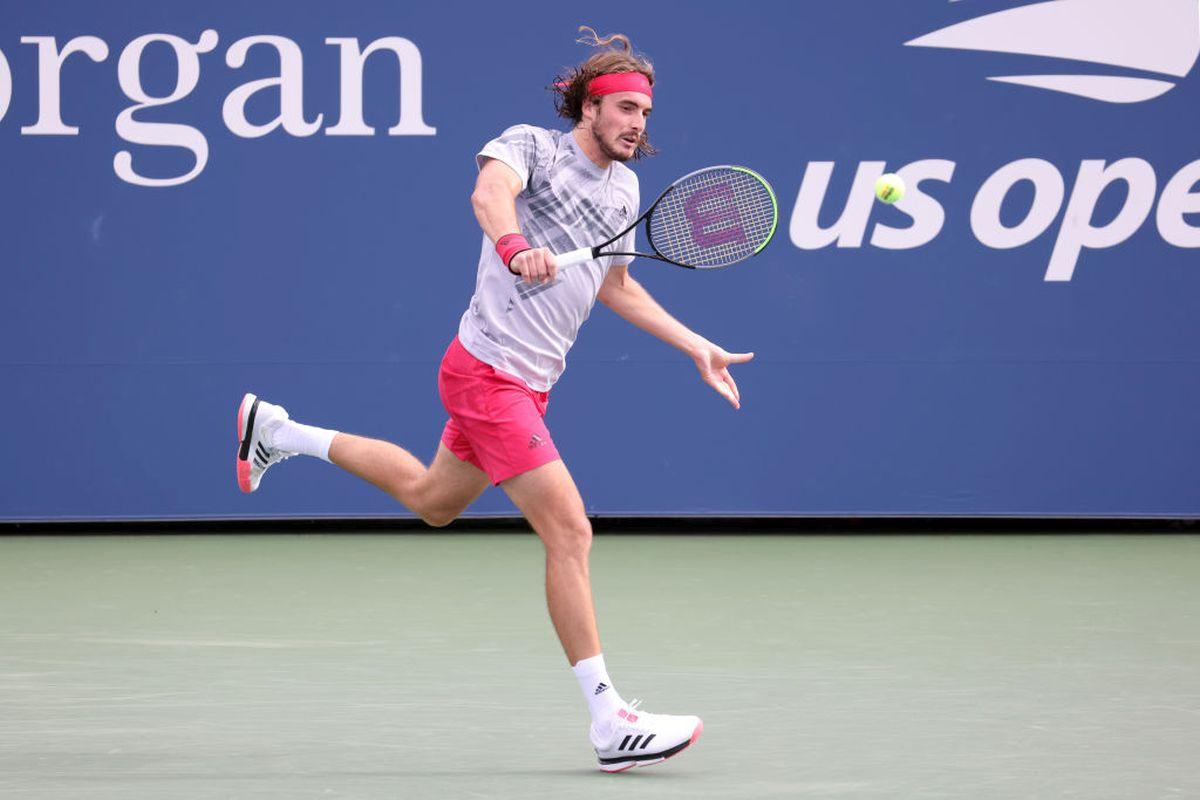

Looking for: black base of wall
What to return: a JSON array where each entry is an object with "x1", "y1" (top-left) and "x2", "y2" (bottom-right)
[{"x1": 1, "y1": 516, "x2": 1196, "y2": 534}]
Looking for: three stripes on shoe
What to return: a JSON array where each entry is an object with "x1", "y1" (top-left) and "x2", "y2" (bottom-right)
[
  {"x1": 253, "y1": 442, "x2": 271, "y2": 469},
  {"x1": 616, "y1": 733, "x2": 656, "y2": 752}
]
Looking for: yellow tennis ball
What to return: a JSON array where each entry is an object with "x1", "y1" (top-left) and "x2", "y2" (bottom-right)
[{"x1": 875, "y1": 173, "x2": 906, "y2": 205}]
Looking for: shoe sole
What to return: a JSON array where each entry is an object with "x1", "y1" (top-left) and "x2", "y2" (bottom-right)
[
  {"x1": 598, "y1": 718, "x2": 703, "y2": 773},
  {"x1": 236, "y1": 392, "x2": 260, "y2": 494}
]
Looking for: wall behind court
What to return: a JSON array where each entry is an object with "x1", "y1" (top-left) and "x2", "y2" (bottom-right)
[{"x1": 2, "y1": 1, "x2": 1198, "y2": 520}]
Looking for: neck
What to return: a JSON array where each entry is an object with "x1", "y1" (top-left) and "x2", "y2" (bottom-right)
[{"x1": 572, "y1": 125, "x2": 611, "y2": 170}]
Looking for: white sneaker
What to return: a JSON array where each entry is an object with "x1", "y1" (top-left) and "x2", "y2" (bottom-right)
[
  {"x1": 591, "y1": 700, "x2": 703, "y2": 773},
  {"x1": 235, "y1": 392, "x2": 294, "y2": 493}
]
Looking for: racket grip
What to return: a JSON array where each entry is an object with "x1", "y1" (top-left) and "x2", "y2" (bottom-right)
[{"x1": 553, "y1": 247, "x2": 596, "y2": 270}]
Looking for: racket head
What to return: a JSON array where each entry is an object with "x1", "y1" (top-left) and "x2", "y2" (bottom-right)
[{"x1": 644, "y1": 166, "x2": 778, "y2": 269}]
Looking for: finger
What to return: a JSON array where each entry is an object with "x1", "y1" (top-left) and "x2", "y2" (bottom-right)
[
  {"x1": 721, "y1": 382, "x2": 740, "y2": 409},
  {"x1": 722, "y1": 369, "x2": 741, "y2": 403},
  {"x1": 533, "y1": 249, "x2": 547, "y2": 284},
  {"x1": 544, "y1": 249, "x2": 558, "y2": 284},
  {"x1": 707, "y1": 375, "x2": 740, "y2": 410},
  {"x1": 727, "y1": 351, "x2": 755, "y2": 365},
  {"x1": 517, "y1": 253, "x2": 534, "y2": 284}
]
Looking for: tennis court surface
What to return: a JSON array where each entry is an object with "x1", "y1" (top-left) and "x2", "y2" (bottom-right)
[{"x1": 2, "y1": 530, "x2": 1197, "y2": 799}]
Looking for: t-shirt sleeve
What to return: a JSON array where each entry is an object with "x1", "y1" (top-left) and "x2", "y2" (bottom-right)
[
  {"x1": 476, "y1": 124, "x2": 544, "y2": 192},
  {"x1": 610, "y1": 172, "x2": 640, "y2": 269},
  {"x1": 610, "y1": 225, "x2": 637, "y2": 270}
]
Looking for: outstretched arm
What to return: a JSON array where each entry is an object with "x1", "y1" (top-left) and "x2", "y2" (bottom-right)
[{"x1": 597, "y1": 265, "x2": 754, "y2": 409}]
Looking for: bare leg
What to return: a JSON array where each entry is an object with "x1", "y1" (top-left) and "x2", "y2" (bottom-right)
[
  {"x1": 328, "y1": 436, "x2": 490, "y2": 527},
  {"x1": 502, "y1": 459, "x2": 599, "y2": 665}
]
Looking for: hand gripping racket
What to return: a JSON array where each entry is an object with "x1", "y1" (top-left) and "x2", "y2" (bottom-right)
[{"x1": 554, "y1": 165, "x2": 778, "y2": 271}]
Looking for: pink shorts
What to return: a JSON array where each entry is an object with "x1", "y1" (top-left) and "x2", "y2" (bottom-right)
[{"x1": 438, "y1": 336, "x2": 561, "y2": 485}]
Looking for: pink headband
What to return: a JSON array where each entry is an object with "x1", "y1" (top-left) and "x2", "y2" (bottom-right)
[{"x1": 586, "y1": 72, "x2": 653, "y2": 98}]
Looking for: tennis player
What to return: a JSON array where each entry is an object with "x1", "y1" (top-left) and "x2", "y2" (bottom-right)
[{"x1": 236, "y1": 28, "x2": 751, "y2": 772}]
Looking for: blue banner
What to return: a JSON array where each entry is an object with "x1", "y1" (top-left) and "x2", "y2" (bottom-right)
[{"x1": 3, "y1": 0, "x2": 1198, "y2": 519}]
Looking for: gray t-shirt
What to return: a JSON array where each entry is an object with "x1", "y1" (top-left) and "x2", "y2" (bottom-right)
[{"x1": 458, "y1": 124, "x2": 640, "y2": 392}]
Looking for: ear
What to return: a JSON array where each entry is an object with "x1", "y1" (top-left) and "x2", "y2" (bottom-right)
[{"x1": 580, "y1": 95, "x2": 601, "y2": 124}]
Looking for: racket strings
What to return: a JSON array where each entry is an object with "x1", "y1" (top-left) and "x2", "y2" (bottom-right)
[{"x1": 649, "y1": 168, "x2": 776, "y2": 269}]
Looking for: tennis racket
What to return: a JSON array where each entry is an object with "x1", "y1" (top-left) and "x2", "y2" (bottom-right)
[{"x1": 554, "y1": 165, "x2": 778, "y2": 271}]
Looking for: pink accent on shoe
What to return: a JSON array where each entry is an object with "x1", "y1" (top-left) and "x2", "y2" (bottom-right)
[
  {"x1": 617, "y1": 709, "x2": 627, "y2": 719},
  {"x1": 602, "y1": 762, "x2": 636, "y2": 774},
  {"x1": 689, "y1": 719, "x2": 704, "y2": 746},
  {"x1": 627, "y1": 713, "x2": 638, "y2": 722},
  {"x1": 236, "y1": 394, "x2": 252, "y2": 493},
  {"x1": 237, "y1": 459, "x2": 252, "y2": 493}
]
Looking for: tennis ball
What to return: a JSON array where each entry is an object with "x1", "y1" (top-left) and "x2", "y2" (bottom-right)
[{"x1": 875, "y1": 173, "x2": 906, "y2": 205}]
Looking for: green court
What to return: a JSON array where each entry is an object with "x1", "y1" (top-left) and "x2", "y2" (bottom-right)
[{"x1": 1, "y1": 531, "x2": 1197, "y2": 799}]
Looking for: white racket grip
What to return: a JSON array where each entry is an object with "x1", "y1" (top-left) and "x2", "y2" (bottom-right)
[{"x1": 553, "y1": 246, "x2": 596, "y2": 270}]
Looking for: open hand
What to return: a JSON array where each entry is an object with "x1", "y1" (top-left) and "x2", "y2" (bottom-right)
[{"x1": 693, "y1": 345, "x2": 754, "y2": 409}]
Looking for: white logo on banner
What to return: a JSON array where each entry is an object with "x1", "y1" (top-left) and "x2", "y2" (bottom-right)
[
  {"x1": 906, "y1": 0, "x2": 1200, "y2": 103},
  {"x1": 786, "y1": 1, "x2": 1200, "y2": 281},
  {"x1": 907, "y1": 0, "x2": 1200, "y2": 103},
  {"x1": 789, "y1": 156, "x2": 1200, "y2": 282},
  {"x1": 0, "y1": 32, "x2": 436, "y2": 187}
]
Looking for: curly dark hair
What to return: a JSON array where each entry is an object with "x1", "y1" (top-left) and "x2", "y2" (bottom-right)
[{"x1": 551, "y1": 26, "x2": 657, "y2": 160}]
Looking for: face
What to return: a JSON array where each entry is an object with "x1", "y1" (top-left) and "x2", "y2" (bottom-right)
[{"x1": 584, "y1": 90, "x2": 652, "y2": 162}]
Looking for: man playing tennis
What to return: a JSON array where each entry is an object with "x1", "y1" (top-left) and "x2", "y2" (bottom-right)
[{"x1": 236, "y1": 28, "x2": 752, "y2": 772}]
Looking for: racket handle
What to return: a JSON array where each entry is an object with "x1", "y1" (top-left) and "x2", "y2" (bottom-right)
[{"x1": 553, "y1": 247, "x2": 597, "y2": 270}]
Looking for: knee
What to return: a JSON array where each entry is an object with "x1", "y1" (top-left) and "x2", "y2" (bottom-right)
[
  {"x1": 543, "y1": 517, "x2": 592, "y2": 562},
  {"x1": 409, "y1": 479, "x2": 462, "y2": 528},
  {"x1": 420, "y1": 507, "x2": 459, "y2": 528}
]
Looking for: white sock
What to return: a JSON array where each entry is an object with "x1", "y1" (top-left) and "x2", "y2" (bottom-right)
[
  {"x1": 572, "y1": 654, "x2": 624, "y2": 727},
  {"x1": 268, "y1": 419, "x2": 338, "y2": 462}
]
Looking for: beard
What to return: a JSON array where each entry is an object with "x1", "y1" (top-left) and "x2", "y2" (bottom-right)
[{"x1": 592, "y1": 122, "x2": 637, "y2": 163}]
